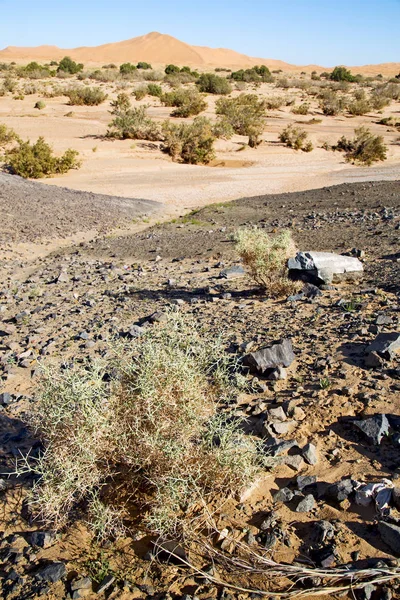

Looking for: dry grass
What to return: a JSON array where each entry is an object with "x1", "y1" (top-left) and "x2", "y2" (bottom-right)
[
  {"x1": 17, "y1": 312, "x2": 263, "y2": 539},
  {"x1": 234, "y1": 228, "x2": 300, "y2": 297}
]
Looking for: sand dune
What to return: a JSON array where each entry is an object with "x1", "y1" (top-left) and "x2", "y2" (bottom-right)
[{"x1": 0, "y1": 31, "x2": 399, "y2": 75}]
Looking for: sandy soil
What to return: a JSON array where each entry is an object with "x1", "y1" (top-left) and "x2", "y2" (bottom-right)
[{"x1": 0, "y1": 80, "x2": 399, "y2": 215}]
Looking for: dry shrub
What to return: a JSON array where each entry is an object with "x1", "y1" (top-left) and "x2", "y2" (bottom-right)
[
  {"x1": 133, "y1": 85, "x2": 148, "y2": 100},
  {"x1": 234, "y1": 228, "x2": 299, "y2": 297},
  {"x1": 107, "y1": 94, "x2": 161, "y2": 141},
  {"x1": 20, "y1": 312, "x2": 261, "y2": 538},
  {"x1": 215, "y1": 94, "x2": 266, "y2": 147},
  {"x1": 161, "y1": 87, "x2": 207, "y2": 117},
  {"x1": 291, "y1": 102, "x2": 310, "y2": 115},
  {"x1": 66, "y1": 86, "x2": 108, "y2": 106},
  {"x1": 335, "y1": 126, "x2": 387, "y2": 165},
  {"x1": 0, "y1": 123, "x2": 20, "y2": 148},
  {"x1": 347, "y1": 98, "x2": 371, "y2": 116},
  {"x1": 162, "y1": 116, "x2": 216, "y2": 164},
  {"x1": 4, "y1": 137, "x2": 80, "y2": 178},
  {"x1": 279, "y1": 124, "x2": 313, "y2": 151}
]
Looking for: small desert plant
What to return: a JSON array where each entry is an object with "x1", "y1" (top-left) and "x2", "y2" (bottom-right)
[
  {"x1": 107, "y1": 95, "x2": 161, "y2": 141},
  {"x1": 319, "y1": 90, "x2": 347, "y2": 116},
  {"x1": 264, "y1": 96, "x2": 288, "y2": 110},
  {"x1": 0, "y1": 123, "x2": 20, "y2": 148},
  {"x1": 34, "y1": 100, "x2": 46, "y2": 110},
  {"x1": 89, "y1": 69, "x2": 118, "y2": 83},
  {"x1": 4, "y1": 137, "x2": 80, "y2": 178},
  {"x1": 18, "y1": 312, "x2": 261, "y2": 537},
  {"x1": 147, "y1": 83, "x2": 163, "y2": 97},
  {"x1": 197, "y1": 73, "x2": 232, "y2": 95},
  {"x1": 215, "y1": 94, "x2": 266, "y2": 147},
  {"x1": 161, "y1": 88, "x2": 207, "y2": 117},
  {"x1": 57, "y1": 56, "x2": 83, "y2": 75},
  {"x1": 165, "y1": 64, "x2": 180, "y2": 75},
  {"x1": 137, "y1": 61, "x2": 152, "y2": 70},
  {"x1": 2, "y1": 75, "x2": 18, "y2": 93},
  {"x1": 234, "y1": 228, "x2": 298, "y2": 297},
  {"x1": 291, "y1": 102, "x2": 310, "y2": 115},
  {"x1": 279, "y1": 124, "x2": 313, "y2": 151},
  {"x1": 347, "y1": 98, "x2": 371, "y2": 116},
  {"x1": 132, "y1": 85, "x2": 148, "y2": 101},
  {"x1": 120, "y1": 62, "x2": 137, "y2": 76},
  {"x1": 334, "y1": 126, "x2": 387, "y2": 165},
  {"x1": 162, "y1": 116, "x2": 216, "y2": 164},
  {"x1": 329, "y1": 66, "x2": 356, "y2": 82},
  {"x1": 66, "y1": 86, "x2": 108, "y2": 106}
]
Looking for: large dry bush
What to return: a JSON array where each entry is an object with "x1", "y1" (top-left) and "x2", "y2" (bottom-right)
[
  {"x1": 279, "y1": 124, "x2": 313, "y2": 151},
  {"x1": 4, "y1": 136, "x2": 80, "y2": 178},
  {"x1": 161, "y1": 87, "x2": 207, "y2": 117},
  {"x1": 66, "y1": 86, "x2": 108, "y2": 106},
  {"x1": 234, "y1": 228, "x2": 298, "y2": 297},
  {"x1": 335, "y1": 126, "x2": 387, "y2": 166},
  {"x1": 162, "y1": 116, "x2": 216, "y2": 164},
  {"x1": 21, "y1": 313, "x2": 261, "y2": 538},
  {"x1": 107, "y1": 93, "x2": 161, "y2": 141},
  {"x1": 215, "y1": 94, "x2": 266, "y2": 147}
]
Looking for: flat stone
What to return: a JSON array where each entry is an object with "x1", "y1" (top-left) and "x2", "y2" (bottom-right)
[
  {"x1": 354, "y1": 414, "x2": 389, "y2": 445},
  {"x1": 378, "y1": 521, "x2": 400, "y2": 555},
  {"x1": 297, "y1": 475, "x2": 317, "y2": 491},
  {"x1": 219, "y1": 265, "x2": 246, "y2": 279},
  {"x1": 71, "y1": 577, "x2": 92, "y2": 591},
  {"x1": 96, "y1": 575, "x2": 115, "y2": 594},
  {"x1": 273, "y1": 487, "x2": 294, "y2": 503},
  {"x1": 288, "y1": 251, "x2": 363, "y2": 285},
  {"x1": 268, "y1": 406, "x2": 287, "y2": 422},
  {"x1": 366, "y1": 332, "x2": 400, "y2": 360},
  {"x1": 243, "y1": 339, "x2": 294, "y2": 375},
  {"x1": 36, "y1": 562, "x2": 66, "y2": 583}
]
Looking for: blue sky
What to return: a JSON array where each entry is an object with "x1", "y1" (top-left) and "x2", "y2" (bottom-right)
[{"x1": 0, "y1": 0, "x2": 399, "y2": 66}]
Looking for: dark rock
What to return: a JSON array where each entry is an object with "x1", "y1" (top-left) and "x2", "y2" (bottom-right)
[
  {"x1": 0, "y1": 392, "x2": 13, "y2": 405},
  {"x1": 325, "y1": 479, "x2": 354, "y2": 503},
  {"x1": 36, "y1": 562, "x2": 66, "y2": 583},
  {"x1": 273, "y1": 487, "x2": 294, "y2": 503},
  {"x1": 296, "y1": 494, "x2": 315, "y2": 512},
  {"x1": 30, "y1": 531, "x2": 57, "y2": 549},
  {"x1": 378, "y1": 521, "x2": 400, "y2": 555},
  {"x1": 365, "y1": 351, "x2": 384, "y2": 368},
  {"x1": 354, "y1": 414, "x2": 389, "y2": 445},
  {"x1": 296, "y1": 475, "x2": 317, "y2": 491},
  {"x1": 393, "y1": 488, "x2": 400, "y2": 511},
  {"x1": 243, "y1": 339, "x2": 294, "y2": 375}
]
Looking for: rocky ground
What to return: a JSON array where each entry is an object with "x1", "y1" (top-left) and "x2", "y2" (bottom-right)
[{"x1": 0, "y1": 179, "x2": 399, "y2": 600}]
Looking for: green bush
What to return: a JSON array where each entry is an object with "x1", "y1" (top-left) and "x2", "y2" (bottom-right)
[
  {"x1": 137, "y1": 61, "x2": 152, "y2": 70},
  {"x1": 330, "y1": 66, "x2": 356, "y2": 82},
  {"x1": 4, "y1": 137, "x2": 80, "y2": 178},
  {"x1": 279, "y1": 124, "x2": 313, "y2": 151},
  {"x1": 107, "y1": 94, "x2": 161, "y2": 141},
  {"x1": 119, "y1": 62, "x2": 137, "y2": 75},
  {"x1": 57, "y1": 56, "x2": 83, "y2": 75},
  {"x1": 20, "y1": 312, "x2": 260, "y2": 537},
  {"x1": 197, "y1": 73, "x2": 232, "y2": 95},
  {"x1": 234, "y1": 228, "x2": 298, "y2": 296},
  {"x1": 147, "y1": 83, "x2": 163, "y2": 97},
  {"x1": 231, "y1": 65, "x2": 272, "y2": 83},
  {"x1": 161, "y1": 88, "x2": 207, "y2": 117},
  {"x1": 162, "y1": 116, "x2": 216, "y2": 164},
  {"x1": 0, "y1": 123, "x2": 20, "y2": 147},
  {"x1": 34, "y1": 100, "x2": 46, "y2": 110},
  {"x1": 335, "y1": 126, "x2": 387, "y2": 165},
  {"x1": 66, "y1": 86, "x2": 108, "y2": 106},
  {"x1": 165, "y1": 64, "x2": 180, "y2": 75},
  {"x1": 21, "y1": 62, "x2": 53, "y2": 79},
  {"x1": 215, "y1": 94, "x2": 266, "y2": 147}
]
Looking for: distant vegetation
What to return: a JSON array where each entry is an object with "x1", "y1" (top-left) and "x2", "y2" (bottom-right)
[
  {"x1": 57, "y1": 56, "x2": 84, "y2": 75},
  {"x1": 197, "y1": 73, "x2": 232, "y2": 95}
]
